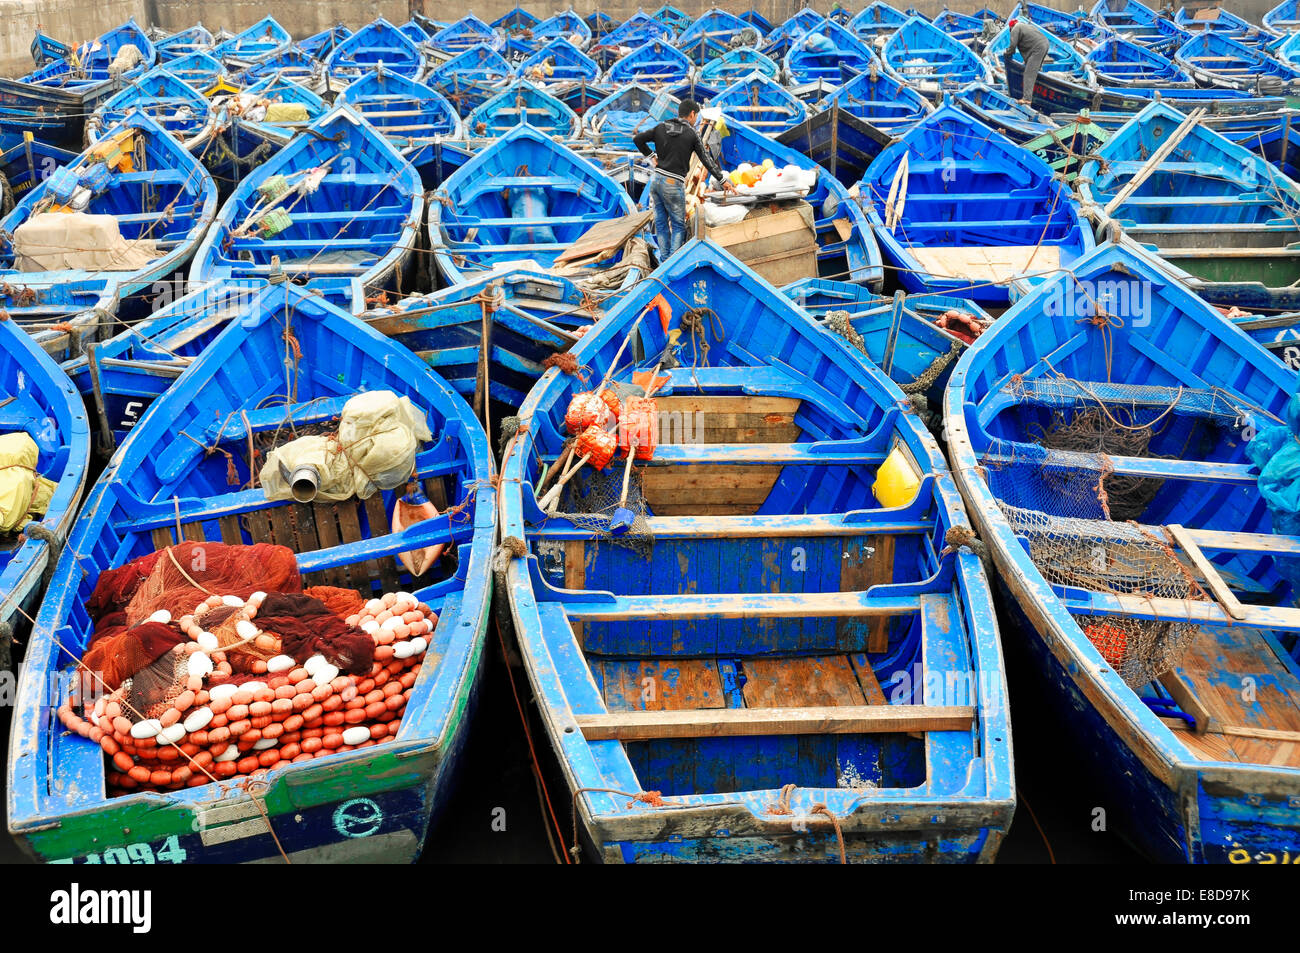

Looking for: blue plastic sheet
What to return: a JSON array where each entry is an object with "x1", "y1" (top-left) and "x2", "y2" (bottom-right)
[{"x1": 1246, "y1": 386, "x2": 1300, "y2": 589}]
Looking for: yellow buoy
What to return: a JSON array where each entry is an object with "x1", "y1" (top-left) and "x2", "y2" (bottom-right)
[{"x1": 872, "y1": 445, "x2": 921, "y2": 508}]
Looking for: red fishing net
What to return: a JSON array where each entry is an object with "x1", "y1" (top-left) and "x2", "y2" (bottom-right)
[
  {"x1": 565, "y1": 391, "x2": 611, "y2": 434},
  {"x1": 257, "y1": 592, "x2": 374, "y2": 675},
  {"x1": 574, "y1": 425, "x2": 617, "y2": 470},
  {"x1": 619, "y1": 397, "x2": 658, "y2": 461},
  {"x1": 304, "y1": 585, "x2": 366, "y2": 621},
  {"x1": 121, "y1": 542, "x2": 301, "y2": 626},
  {"x1": 83, "y1": 620, "x2": 187, "y2": 696}
]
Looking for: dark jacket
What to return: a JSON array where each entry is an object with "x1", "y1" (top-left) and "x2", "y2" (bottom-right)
[
  {"x1": 1007, "y1": 19, "x2": 1050, "y2": 60},
  {"x1": 633, "y1": 118, "x2": 726, "y2": 183}
]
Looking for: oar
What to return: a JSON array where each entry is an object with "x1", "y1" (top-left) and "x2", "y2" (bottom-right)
[
  {"x1": 535, "y1": 301, "x2": 663, "y2": 510},
  {"x1": 538, "y1": 449, "x2": 592, "y2": 512}
]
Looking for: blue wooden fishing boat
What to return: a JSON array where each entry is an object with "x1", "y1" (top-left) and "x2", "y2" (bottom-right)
[
  {"x1": 0, "y1": 139, "x2": 77, "y2": 212},
  {"x1": 677, "y1": 8, "x2": 755, "y2": 65},
  {"x1": 1265, "y1": 0, "x2": 1300, "y2": 32},
  {"x1": 822, "y1": 66, "x2": 931, "y2": 134},
  {"x1": 932, "y1": 8, "x2": 987, "y2": 44},
  {"x1": 883, "y1": 16, "x2": 992, "y2": 98},
  {"x1": 498, "y1": 238, "x2": 1013, "y2": 863},
  {"x1": 955, "y1": 82, "x2": 1058, "y2": 144},
  {"x1": 715, "y1": 117, "x2": 884, "y2": 287},
  {"x1": 1236, "y1": 113, "x2": 1300, "y2": 182},
  {"x1": 428, "y1": 44, "x2": 513, "y2": 116},
  {"x1": 551, "y1": 80, "x2": 616, "y2": 118},
  {"x1": 237, "y1": 47, "x2": 325, "y2": 92},
  {"x1": 299, "y1": 24, "x2": 352, "y2": 60},
  {"x1": 1021, "y1": 110, "x2": 1111, "y2": 183},
  {"x1": 584, "y1": 84, "x2": 676, "y2": 152},
  {"x1": 30, "y1": 32, "x2": 71, "y2": 69},
  {"x1": 399, "y1": 19, "x2": 431, "y2": 46},
  {"x1": 63, "y1": 278, "x2": 265, "y2": 448},
  {"x1": 1175, "y1": 31, "x2": 1300, "y2": 94},
  {"x1": 944, "y1": 240, "x2": 1300, "y2": 863},
  {"x1": 602, "y1": 12, "x2": 677, "y2": 51},
  {"x1": 741, "y1": 10, "x2": 775, "y2": 34},
  {"x1": 849, "y1": 1, "x2": 910, "y2": 39},
  {"x1": 1090, "y1": 0, "x2": 1167, "y2": 46},
  {"x1": 607, "y1": 39, "x2": 693, "y2": 85},
  {"x1": 165, "y1": 51, "x2": 227, "y2": 91},
  {"x1": 776, "y1": 105, "x2": 894, "y2": 188},
  {"x1": 211, "y1": 16, "x2": 291, "y2": 66},
  {"x1": 761, "y1": 8, "x2": 827, "y2": 59},
  {"x1": 429, "y1": 15, "x2": 501, "y2": 54},
  {"x1": 652, "y1": 4, "x2": 695, "y2": 33},
  {"x1": 698, "y1": 47, "x2": 780, "y2": 85},
  {"x1": 588, "y1": 10, "x2": 618, "y2": 38},
  {"x1": 155, "y1": 25, "x2": 214, "y2": 63},
  {"x1": 0, "y1": 106, "x2": 78, "y2": 156},
  {"x1": 8, "y1": 280, "x2": 496, "y2": 865},
  {"x1": 326, "y1": 17, "x2": 427, "y2": 82},
  {"x1": 517, "y1": 37, "x2": 601, "y2": 83},
  {"x1": 667, "y1": 80, "x2": 721, "y2": 106},
  {"x1": 1174, "y1": 4, "x2": 1269, "y2": 40},
  {"x1": 194, "y1": 104, "x2": 422, "y2": 313},
  {"x1": 465, "y1": 80, "x2": 580, "y2": 139},
  {"x1": 15, "y1": 18, "x2": 157, "y2": 94},
  {"x1": 339, "y1": 68, "x2": 462, "y2": 178},
  {"x1": 87, "y1": 68, "x2": 217, "y2": 154},
  {"x1": 1086, "y1": 35, "x2": 1196, "y2": 87},
  {"x1": 0, "y1": 19, "x2": 157, "y2": 151},
  {"x1": 429, "y1": 123, "x2": 634, "y2": 286},
  {"x1": 712, "y1": 75, "x2": 807, "y2": 134},
  {"x1": 784, "y1": 18, "x2": 878, "y2": 87},
  {"x1": 534, "y1": 10, "x2": 593, "y2": 46},
  {"x1": 1269, "y1": 31, "x2": 1300, "y2": 69},
  {"x1": 493, "y1": 6, "x2": 540, "y2": 33},
  {"x1": 213, "y1": 74, "x2": 328, "y2": 187},
  {"x1": 0, "y1": 110, "x2": 217, "y2": 361},
  {"x1": 356, "y1": 269, "x2": 614, "y2": 413},
  {"x1": 858, "y1": 102, "x2": 1093, "y2": 303},
  {"x1": 0, "y1": 307, "x2": 89, "y2": 661},
  {"x1": 1010, "y1": 2, "x2": 1096, "y2": 38},
  {"x1": 783, "y1": 276, "x2": 991, "y2": 407},
  {"x1": 1079, "y1": 99, "x2": 1300, "y2": 312}
]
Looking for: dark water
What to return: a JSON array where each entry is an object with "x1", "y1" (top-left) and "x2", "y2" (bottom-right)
[{"x1": 0, "y1": 615, "x2": 1143, "y2": 865}]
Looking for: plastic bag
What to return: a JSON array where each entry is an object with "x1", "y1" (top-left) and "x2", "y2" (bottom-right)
[
  {"x1": 259, "y1": 391, "x2": 432, "y2": 502},
  {"x1": 0, "y1": 432, "x2": 40, "y2": 532}
]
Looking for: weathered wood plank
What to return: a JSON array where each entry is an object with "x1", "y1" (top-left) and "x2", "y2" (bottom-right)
[
  {"x1": 576, "y1": 704, "x2": 976, "y2": 740},
  {"x1": 599, "y1": 659, "x2": 725, "y2": 712},
  {"x1": 564, "y1": 539, "x2": 584, "y2": 642},
  {"x1": 742, "y1": 655, "x2": 868, "y2": 708},
  {"x1": 867, "y1": 535, "x2": 895, "y2": 653}
]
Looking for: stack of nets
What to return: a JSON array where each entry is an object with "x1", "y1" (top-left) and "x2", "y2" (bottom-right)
[{"x1": 981, "y1": 375, "x2": 1255, "y2": 688}]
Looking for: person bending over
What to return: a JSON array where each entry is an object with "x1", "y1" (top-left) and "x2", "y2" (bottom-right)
[
  {"x1": 1004, "y1": 15, "x2": 1050, "y2": 106},
  {"x1": 633, "y1": 99, "x2": 737, "y2": 261}
]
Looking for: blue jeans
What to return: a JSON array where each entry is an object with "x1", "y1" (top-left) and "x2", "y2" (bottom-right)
[{"x1": 649, "y1": 173, "x2": 687, "y2": 261}]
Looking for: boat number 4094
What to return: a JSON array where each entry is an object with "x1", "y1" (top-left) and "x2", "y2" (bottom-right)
[{"x1": 50, "y1": 836, "x2": 188, "y2": 864}]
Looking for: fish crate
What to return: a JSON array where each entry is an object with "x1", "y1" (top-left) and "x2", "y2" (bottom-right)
[{"x1": 697, "y1": 201, "x2": 818, "y2": 286}]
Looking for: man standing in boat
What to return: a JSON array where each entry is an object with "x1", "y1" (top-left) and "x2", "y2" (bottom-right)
[
  {"x1": 1004, "y1": 14, "x2": 1050, "y2": 107},
  {"x1": 633, "y1": 99, "x2": 737, "y2": 262}
]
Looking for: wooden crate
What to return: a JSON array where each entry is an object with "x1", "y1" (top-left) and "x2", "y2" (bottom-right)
[{"x1": 699, "y1": 203, "x2": 818, "y2": 286}]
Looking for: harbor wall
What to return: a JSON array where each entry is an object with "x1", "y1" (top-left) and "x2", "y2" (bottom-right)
[{"x1": 1, "y1": 0, "x2": 1288, "y2": 80}]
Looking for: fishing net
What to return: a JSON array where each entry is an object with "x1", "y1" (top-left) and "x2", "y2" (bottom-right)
[
  {"x1": 555, "y1": 462, "x2": 655, "y2": 557},
  {"x1": 978, "y1": 374, "x2": 1259, "y2": 688},
  {"x1": 122, "y1": 541, "x2": 302, "y2": 626}
]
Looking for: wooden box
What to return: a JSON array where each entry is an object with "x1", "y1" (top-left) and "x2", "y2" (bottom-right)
[{"x1": 699, "y1": 203, "x2": 819, "y2": 286}]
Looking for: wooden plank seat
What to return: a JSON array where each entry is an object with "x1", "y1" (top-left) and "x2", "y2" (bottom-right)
[
  {"x1": 576, "y1": 705, "x2": 975, "y2": 740},
  {"x1": 980, "y1": 448, "x2": 1258, "y2": 486},
  {"x1": 144, "y1": 473, "x2": 456, "y2": 592}
]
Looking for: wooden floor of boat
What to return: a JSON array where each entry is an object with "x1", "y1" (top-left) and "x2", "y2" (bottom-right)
[
  {"x1": 1167, "y1": 625, "x2": 1300, "y2": 767},
  {"x1": 593, "y1": 653, "x2": 889, "y2": 712}
]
